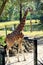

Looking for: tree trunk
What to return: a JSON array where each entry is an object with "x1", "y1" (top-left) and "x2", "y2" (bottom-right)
[
  {"x1": 0, "y1": 0, "x2": 8, "y2": 16},
  {"x1": 20, "y1": 3, "x2": 22, "y2": 22}
]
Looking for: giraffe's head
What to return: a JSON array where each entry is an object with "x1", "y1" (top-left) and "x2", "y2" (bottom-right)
[
  {"x1": 28, "y1": 7, "x2": 33, "y2": 12},
  {"x1": 24, "y1": 7, "x2": 33, "y2": 17}
]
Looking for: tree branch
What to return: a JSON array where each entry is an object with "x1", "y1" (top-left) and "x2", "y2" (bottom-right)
[{"x1": 0, "y1": 0, "x2": 8, "y2": 16}]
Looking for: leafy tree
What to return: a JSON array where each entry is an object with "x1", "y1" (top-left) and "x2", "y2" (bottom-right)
[
  {"x1": 0, "y1": 0, "x2": 8, "y2": 16},
  {"x1": 39, "y1": 2, "x2": 43, "y2": 23},
  {"x1": 0, "y1": 0, "x2": 43, "y2": 21},
  {"x1": 0, "y1": 0, "x2": 32, "y2": 21}
]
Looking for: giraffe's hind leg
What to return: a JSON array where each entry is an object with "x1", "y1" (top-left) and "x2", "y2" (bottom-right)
[
  {"x1": 20, "y1": 43, "x2": 26, "y2": 61},
  {"x1": 17, "y1": 41, "x2": 26, "y2": 62},
  {"x1": 16, "y1": 43, "x2": 20, "y2": 62}
]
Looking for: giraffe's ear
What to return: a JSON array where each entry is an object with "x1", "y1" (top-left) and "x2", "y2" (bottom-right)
[{"x1": 28, "y1": 7, "x2": 30, "y2": 9}]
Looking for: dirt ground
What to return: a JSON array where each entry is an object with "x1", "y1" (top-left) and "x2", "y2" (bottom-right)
[{"x1": 5, "y1": 39, "x2": 43, "y2": 65}]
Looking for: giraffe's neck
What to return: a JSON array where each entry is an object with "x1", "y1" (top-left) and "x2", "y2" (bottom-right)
[{"x1": 13, "y1": 8, "x2": 28, "y2": 33}]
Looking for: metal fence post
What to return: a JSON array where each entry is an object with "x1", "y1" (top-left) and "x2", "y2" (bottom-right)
[
  {"x1": 34, "y1": 39, "x2": 37, "y2": 65},
  {"x1": 0, "y1": 47, "x2": 5, "y2": 65}
]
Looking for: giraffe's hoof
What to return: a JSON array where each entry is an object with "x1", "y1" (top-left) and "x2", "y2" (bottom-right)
[
  {"x1": 24, "y1": 58, "x2": 26, "y2": 61},
  {"x1": 18, "y1": 59, "x2": 20, "y2": 62},
  {"x1": 6, "y1": 60, "x2": 10, "y2": 64},
  {"x1": 8, "y1": 60, "x2": 10, "y2": 63}
]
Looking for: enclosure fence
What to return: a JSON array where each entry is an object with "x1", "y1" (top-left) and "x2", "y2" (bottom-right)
[{"x1": 0, "y1": 37, "x2": 42, "y2": 65}]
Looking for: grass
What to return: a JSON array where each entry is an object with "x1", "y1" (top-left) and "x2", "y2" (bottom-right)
[
  {"x1": 0, "y1": 30, "x2": 43, "y2": 37},
  {"x1": 22, "y1": 31, "x2": 43, "y2": 37},
  {"x1": 0, "y1": 20, "x2": 43, "y2": 46},
  {"x1": 0, "y1": 36, "x2": 6, "y2": 46},
  {"x1": 0, "y1": 30, "x2": 43, "y2": 46},
  {"x1": 0, "y1": 20, "x2": 40, "y2": 28},
  {"x1": 0, "y1": 20, "x2": 43, "y2": 37},
  {"x1": 0, "y1": 21, "x2": 19, "y2": 28}
]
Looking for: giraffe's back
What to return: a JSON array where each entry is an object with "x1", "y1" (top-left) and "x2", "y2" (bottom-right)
[{"x1": 5, "y1": 32, "x2": 24, "y2": 48}]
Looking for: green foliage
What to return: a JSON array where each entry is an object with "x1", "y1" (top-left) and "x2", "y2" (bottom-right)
[
  {"x1": 0, "y1": 36, "x2": 6, "y2": 46},
  {"x1": 0, "y1": 0, "x2": 43, "y2": 21}
]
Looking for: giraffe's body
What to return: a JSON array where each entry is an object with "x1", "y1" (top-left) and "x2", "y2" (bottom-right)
[
  {"x1": 5, "y1": 8, "x2": 28, "y2": 48},
  {"x1": 5, "y1": 8, "x2": 30, "y2": 62},
  {"x1": 5, "y1": 32, "x2": 24, "y2": 48}
]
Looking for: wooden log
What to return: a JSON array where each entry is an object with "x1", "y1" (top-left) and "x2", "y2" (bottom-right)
[{"x1": 5, "y1": 26, "x2": 7, "y2": 37}]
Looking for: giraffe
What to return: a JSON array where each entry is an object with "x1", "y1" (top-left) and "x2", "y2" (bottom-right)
[{"x1": 5, "y1": 7, "x2": 31, "y2": 62}]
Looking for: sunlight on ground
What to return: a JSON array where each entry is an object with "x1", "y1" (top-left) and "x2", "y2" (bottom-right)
[
  {"x1": 0, "y1": 20, "x2": 39, "y2": 28},
  {"x1": 22, "y1": 31, "x2": 43, "y2": 37},
  {"x1": 0, "y1": 20, "x2": 42, "y2": 37},
  {"x1": 0, "y1": 30, "x2": 43, "y2": 37}
]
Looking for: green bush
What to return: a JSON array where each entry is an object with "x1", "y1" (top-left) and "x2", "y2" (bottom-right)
[{"x1": 0, "y1": 36, "x2": 6, "y2": 46}]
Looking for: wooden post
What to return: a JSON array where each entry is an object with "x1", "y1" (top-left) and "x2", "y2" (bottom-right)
[
  {"x1": 34, "y1": 39, "x2": 37, "y2": 65},
  {"x1": 13, "y1": 24, "x2": 16, "y2": 30},
  {"x1": 5, "y1": 26, "x2": 7, "y2": 37},
  {"x1": 30, "y1": 19, "x2": 32, "y2": 32}
]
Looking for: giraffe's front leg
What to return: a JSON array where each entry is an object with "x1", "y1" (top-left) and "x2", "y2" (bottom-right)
[
  {"x1": 6, "y1": 48, "x2": 10, "y2": 63},
  {"x1": 22, "y1": 50, "x2": 26, "y2": 61}
]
